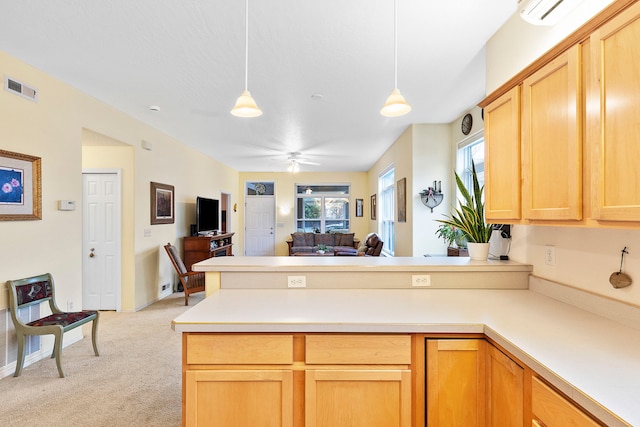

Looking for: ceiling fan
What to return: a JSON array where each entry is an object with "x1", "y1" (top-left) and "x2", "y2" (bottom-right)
[{"x1": 282, "y1": 152, "x2": 320, "y2": 172}]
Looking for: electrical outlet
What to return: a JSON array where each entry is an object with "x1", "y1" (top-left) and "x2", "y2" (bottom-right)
[
  {"x1": 545, "y1": 245, "x2": 556, "y2": 266},
  {"x1": 287, "y1": 276, "x2": 306, "y2": 288},
  {"x1": 412, "y1": 275, "x2": 431, "y2": 287}
]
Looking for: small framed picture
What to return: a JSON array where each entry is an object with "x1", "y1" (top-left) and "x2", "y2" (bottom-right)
[
  {"x1": 150, "y1": 182, "x2": 174, "y2": 224},
  {"x1": 355, "y1": 198, "x2": 363, "y2": 217},
  {"x1": 397, "y1": 177, "x2": 406, "y2": 223},
  {"x1": 370, "y1": 194, "x2": 377, "y2": 220},
  {"x1": 0, "y1": 150, "x2": 42, "y2": 221}
]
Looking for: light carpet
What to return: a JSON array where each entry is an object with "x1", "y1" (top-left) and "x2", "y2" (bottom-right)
[{"x1": 0, "y1": 291, "x2": 204, "y2": 427}]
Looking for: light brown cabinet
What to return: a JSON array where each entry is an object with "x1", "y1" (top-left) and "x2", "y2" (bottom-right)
[
  {"x1": 521, "y1": 45, "x2": 582, "y2": 221},
  {"x1": 427, "y1": 339, "x2": 528, "y2": 427},
  {"x1": 486, "y1": 343, "x2": 524, "y2": 426},
  {"x1": 182, "y1": 333, "x2": 607, "y2": 426},
  {"x1": 589, "y1": 1, "x2": 640, "y2": 222},
  {"x1": 484, "y1": 86, "x2": 522, "y2": 221},
  {"x1": 426, "y1": 339, "x2": 487, "y2": 426},
  {"x1": 481, "y1": 0, "x2": 640, "y2": 228},
  {"x1": 183, "y1": 333, "x2": 412, "y2": 427},
  {"x1": 532, "y1": 376, "x2": 600, "y2": 427},
  {"x1": 305, "y1": 335, "x2": 412, "y2": 427},
  {"x1": 183, "y1": 334, "x2": 294, "y2": 427}
]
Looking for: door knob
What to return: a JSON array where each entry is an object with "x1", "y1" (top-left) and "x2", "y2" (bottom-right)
[{"x1": 89, "y1": 248, "x2": 95, "y2": 258}]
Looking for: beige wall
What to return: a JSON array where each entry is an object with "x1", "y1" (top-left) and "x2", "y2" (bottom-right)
[
  {"x1": 486, "y1": 0, "x2": 640, "y2": 306},
  {"x1": 367, "y1": 124, "x2": 453, "y2": 257},
  {"x1": 1, "y1": 51, "x2": 239, "y2": 312},
  {"x1": 238, "y1": 172, "x2": 369, "y2": 256}
]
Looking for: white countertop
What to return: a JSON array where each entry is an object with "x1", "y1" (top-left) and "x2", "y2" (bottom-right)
[
  {"x1": 172, "y1": 288, "x2": 640, "y2": 426},
  {"x1": 192, "y1": 255, "x2": 533, "y2": 273}
]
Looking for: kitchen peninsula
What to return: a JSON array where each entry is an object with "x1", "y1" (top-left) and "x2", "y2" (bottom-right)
[{"x1": 173, "y1": 257, "x2": 639, "y2": 426}]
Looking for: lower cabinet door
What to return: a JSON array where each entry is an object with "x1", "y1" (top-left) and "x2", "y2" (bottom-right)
[
  {"x1": 487, "y1": 344, "x2": 524, "y2": 427},
  {"x1": 305, "y1": 369, "x2": 412, "y2": 427},
  {"x1": 532, "y1": 376, "x2": 600, "y2": 427},
  {"x1": 185, "y1": 369, "x2": 293, "y2": 427},
  {"x1": 427, "y1": 339, "x2": 486, "y2": 427}
]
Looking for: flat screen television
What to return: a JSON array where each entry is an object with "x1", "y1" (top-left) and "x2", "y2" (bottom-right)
[{"x1": 196, "y1": 196, "x2": 219, "y2": 235}]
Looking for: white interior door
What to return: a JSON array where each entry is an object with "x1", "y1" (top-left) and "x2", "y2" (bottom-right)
[
  {"x1": 82, "y1": 172, "x2": 121, "y2": 310},
  {"x1": 245, "y1": 196, "x2": 275, "y2": 256}
]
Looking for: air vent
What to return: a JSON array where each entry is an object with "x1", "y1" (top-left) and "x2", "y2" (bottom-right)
[
  {"x1": 518, "y1": 0, "x2": 584, "y2": 26},
  {"x1": 5, "y1": 76, "x2": 38, "y2": 102}
]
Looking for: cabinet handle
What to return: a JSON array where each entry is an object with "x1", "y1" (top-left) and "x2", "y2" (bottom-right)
[{"x1": 532, "y1": 419, "x2": 545, "y2": 427}]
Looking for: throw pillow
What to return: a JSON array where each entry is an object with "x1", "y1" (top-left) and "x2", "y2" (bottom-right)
[
  {"x1": 338, "y1": 233, "x2": 355, "y2": 247},
  {"x1": 292, "y1": 233, "x2": 307, "y2": 247},
  {"x1": 315, "y1": 233, "x2": 335, "y2": 247}
]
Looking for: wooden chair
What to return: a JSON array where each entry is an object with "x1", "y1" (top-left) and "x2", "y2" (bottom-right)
[
  {"x1": 7, "y1": 273, "x2": 99, "y2": 378},
  {"x1": 164, "y1": 242, "x2": 206, "y2": 305}
]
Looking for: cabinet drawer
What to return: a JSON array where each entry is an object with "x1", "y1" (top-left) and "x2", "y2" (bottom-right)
[
  {"x1": 305, "y1": 334, "x2": 411, "y2": 364},
  {"x1": 532, "y1": 376, "x2": 600, "y2": 426},
  {"x1": 187, "y1": 334, "x2": 293, "y2": 365}
]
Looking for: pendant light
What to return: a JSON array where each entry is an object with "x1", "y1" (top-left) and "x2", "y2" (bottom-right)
[
  {"x1": 231, "y1": 0, "x2": 263, "y2": 117},
  {"x1": 380, "y1": 0, "x2": 411, "y2": 117}
]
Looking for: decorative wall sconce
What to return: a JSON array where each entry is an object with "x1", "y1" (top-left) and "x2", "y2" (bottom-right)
[{"x1": 420, "y1": 181, "x2": 443, "y2": 213}]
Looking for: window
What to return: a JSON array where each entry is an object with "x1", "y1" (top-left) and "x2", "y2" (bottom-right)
[
  {"x1": 457, "y1": 137, "x2": 484, "y2": 194},
  {"x1": 295, "y1": 184, "x2": 350, "y2": 233},
  {"x1": 378, "y1": 168, "x2": 394, "y2": 255}
]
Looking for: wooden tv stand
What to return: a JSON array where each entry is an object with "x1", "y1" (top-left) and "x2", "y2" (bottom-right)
[{"x1": 183, "y1": 233, "x2": 234, "y2": 271}]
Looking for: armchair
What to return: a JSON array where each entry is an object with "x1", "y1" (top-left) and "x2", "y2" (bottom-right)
[{"x1": 164, "y1": 242, "x2": 206, "y2": 305}]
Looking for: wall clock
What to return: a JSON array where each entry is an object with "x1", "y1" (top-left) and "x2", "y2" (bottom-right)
[{"x1": 461, "y1": 113, "x2": 473, "y2": 135}]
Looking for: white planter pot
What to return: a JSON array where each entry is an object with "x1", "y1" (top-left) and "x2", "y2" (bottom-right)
[{"x1": 467, "y1": 242, "x2": 490, "y2": 260}]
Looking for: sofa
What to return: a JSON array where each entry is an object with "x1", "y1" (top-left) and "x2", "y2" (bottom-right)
[{"x1": 287, "y1": 232, "x2": 359, "y2": 256}]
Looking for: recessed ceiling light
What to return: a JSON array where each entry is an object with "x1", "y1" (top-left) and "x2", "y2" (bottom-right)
[{"x1": 149, "y1": 105, "x2": 161, "y2": 112}]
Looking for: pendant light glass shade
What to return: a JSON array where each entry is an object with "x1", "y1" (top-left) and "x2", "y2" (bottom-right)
[
  {"x1": 231, "y1": 0, "x2": 262, "y2": 118},
  {"x1": 381, "y1": 0, "x2": 411, "y2": 117},
  {"x1": 231, "y1": 89, "x2": 262, "y2": 117},
  {"x1": 380, "y1": 88, "x2": 411, "y2": 117}
]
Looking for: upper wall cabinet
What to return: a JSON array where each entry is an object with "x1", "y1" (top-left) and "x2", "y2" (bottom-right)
[
  {"x1": 484, "y1": 86, "x2": 522, "y2": 221},
  {"x1": 589, "y1": 1, "x2": 640, "y2": 221},
  {"x1": 521, "y1": 45, "x2": 582, "y2": 221},
  {"x1": 480, "y1": 0, "x2": 640, "y2": 228}
]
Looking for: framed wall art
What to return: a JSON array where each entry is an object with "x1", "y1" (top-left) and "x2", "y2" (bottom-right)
[
  {"x1": 370, "y1": 194, "x2": 377, "y2": 220},
  {"x1": 355, "y1": 198, "x2": 363, "y2": 217},
  {"x1": 0, "y1": 150, "x2": 42, "y2": 221},
  {"x1": 397, "y1": 177, "x2": 406, "y2": 223},
  {"x1": 150, "y1": 181, "x2": 174, "y2": 224}
]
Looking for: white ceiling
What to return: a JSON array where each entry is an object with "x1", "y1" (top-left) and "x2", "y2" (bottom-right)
[{"x1": 0, "y1": 0, "x2": 517, "y2": 172}]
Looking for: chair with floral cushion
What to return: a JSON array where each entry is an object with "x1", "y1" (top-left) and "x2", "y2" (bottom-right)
[{"x1": 7, "y1": 273, "x2": 99, "y2": 378}]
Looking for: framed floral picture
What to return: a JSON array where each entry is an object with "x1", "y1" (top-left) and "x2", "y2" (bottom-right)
[
  {"x1": 356, "y1": 198, "x2": 363, "y2": 217},
  {"x1": 0, "y1": 150, "x2": 42, "y2": 221},
  {"x1": 150, "y1": 181, "x2": 174, "y2": 224}
]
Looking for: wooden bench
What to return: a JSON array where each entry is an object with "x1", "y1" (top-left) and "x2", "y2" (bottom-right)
[{"x1": 7, "y1": 273, "x2": 99, "y2": 378}]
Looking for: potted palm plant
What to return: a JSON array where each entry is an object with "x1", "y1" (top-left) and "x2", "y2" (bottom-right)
[{"x1": 437, "y1": 161, "x2": 493, "y2": 260}]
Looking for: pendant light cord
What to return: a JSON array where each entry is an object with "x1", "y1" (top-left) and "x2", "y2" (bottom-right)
[
  {"x1": 244, "y1": 0, "x2": 249, "y2": 91},
  {"x1": 393, "y1": 0, "x2": 398, "y2": 89}
]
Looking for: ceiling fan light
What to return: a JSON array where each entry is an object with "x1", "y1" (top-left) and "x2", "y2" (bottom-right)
[
  {"x1": 288, "y1": 160, "x2": 299, "y2": 173},
  {"x1": 380, "y1": 88, "x2": 411, "y2": 117},
  {"x1": 230, "y1": 90, "x2": 263, "y2": 117}
]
